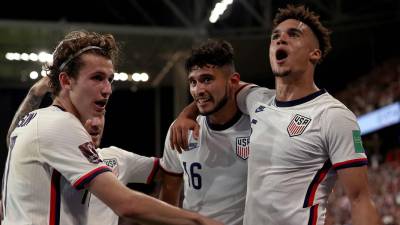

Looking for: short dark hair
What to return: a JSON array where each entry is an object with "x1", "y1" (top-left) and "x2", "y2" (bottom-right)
[
  {"x1": 185, "y1": 39, "x2": 235, "y2": 73},
  {"x1": 45, "y1": 30, "x2": 119, "y2": 96},
  {"x1": 273, "y1": 4, "x2": 332, "y2": 62}
]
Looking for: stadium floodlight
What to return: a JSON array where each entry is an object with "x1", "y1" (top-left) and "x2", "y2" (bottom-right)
[
  {"x1": 21, "y1": 53, "x2": 30, "y2": 61},
  {"x1": 29, "y1": 53, "x2": 39, "y2": 62},
  {"x1": 209, "y1": 0, "x2": 234, "y2": 24},
  {"x1": 29, "y1": 71, "x2": 39, "y2": 79},
  {"x1": 40, "y1": 70, "x2": 47, "y2": 77},
  {"x1": 119, "y1": 72, "x2": 128, "y2": 81},
  {"x1": 140, "y1": 73, "x2": 149, "y2": 82},
  {"x1": 113, "y1": 72, "x2": 150, "y2": 82}
]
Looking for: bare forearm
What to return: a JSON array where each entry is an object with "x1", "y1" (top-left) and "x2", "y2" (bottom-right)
[
  {"x1": 6, "y1": 88, "x2": 45, "y2": 147},
  {"x1": 91, "y1": 173, "x2": 220, "y2": 225},
  {"x1": 159, "y1": 172, "x2": 183, "y2": 206},
  {"x1": 350, "y1": 197, "x2": 381, "y2": 225},
  {"x1": 118, "y1": 191, "x2": 204, "y2": 225},
  {"x1": 179, "y1": 101, "x2": 199, "y2": 120},
  {"x1": 159, "y1": 187, "x2": 181, "y2": 206}
]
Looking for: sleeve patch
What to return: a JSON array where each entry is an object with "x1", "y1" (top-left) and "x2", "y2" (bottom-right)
[
  {"x1": 79, "y1": 142, "x2": 103, "y2": 164},
  {"x1": 352, "y1": 130, "x2": 365, "y2": 153}
]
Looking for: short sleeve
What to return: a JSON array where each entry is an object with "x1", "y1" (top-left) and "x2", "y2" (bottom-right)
[
  {"x1": 100, "y1": 146, "x2": 159, "y2": 184},
  {"x1": 236, "y1": 86, "x2": 275, "y2": 115},
  {"x1": 38, "y1": 114, "x2": 110, "y2": 190},
  {"x1": 322, "y1": 107, "x2": 368, "y2": 170},
  {"x1": 160, "y1": 128, "x2": 184, "y2": 174}
]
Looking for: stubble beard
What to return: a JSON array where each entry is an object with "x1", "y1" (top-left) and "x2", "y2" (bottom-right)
[
  {"x1": 199, "y1": 85, "x2": 229, "y2": 116},
  {"x1": 199, "y1": 95, "x2": 228, "y2": 116},
  {"x1": 273, "y1": 67, "x2": 291, "y2": 77}
]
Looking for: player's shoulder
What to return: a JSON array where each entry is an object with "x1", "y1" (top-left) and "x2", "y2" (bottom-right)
[
  {"x1": 38, "y1": 106, "x2": 79, "y2": 123},
  {"x1": 250, "y1": 86, "x2": 275, "y2": 96},
  {"x1": 243, "y1": 86, "x2": 276, "y2": 105},
  {"x1": 320, "y1": 93, "x2": 352, "y2": 111},
  {"x1": 37, "y1": 106, "x2": 85, "y2": 136},
  {"x1": 99, "y1": 146, "x2": 129, "y2": 156},
  {"x1": 319, "y1": 93, "x2": 357, "y2": 120}
]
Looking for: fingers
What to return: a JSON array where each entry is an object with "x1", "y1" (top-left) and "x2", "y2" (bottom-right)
[
  {"x1": 178, "y1": 127, "x2": 188, "y2": 152},
  {"x1": 169, "y1": 118, "x2": 201, "y2": 153},
  {"x1": 170, "y1": 125, "x2": 182, "y2": 153},
  {"x1": 192, "y1": 124, "x2": 200, "y2": 140}
]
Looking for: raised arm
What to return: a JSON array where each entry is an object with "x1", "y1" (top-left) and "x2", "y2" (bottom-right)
[
  {"x1": 169, "y1": 82, "x2": 251, "y2": 152},
  {"x1": 169, "y1": 102, "x2": 200, "y2": 152},
  {"x1": 6, "y1": 76, "x2": 50, "y2": 147}
]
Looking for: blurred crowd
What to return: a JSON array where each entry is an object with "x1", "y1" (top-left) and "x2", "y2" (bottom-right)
[
  {"x1": 326, "y1": 159, "x2": 400, "y2": 225},
  {"x1": 328, "y1": 58, "x2": 400, "y2": 224},
  {"x1": 335, "y1": 58, "x2": 400, "y2": 116}
]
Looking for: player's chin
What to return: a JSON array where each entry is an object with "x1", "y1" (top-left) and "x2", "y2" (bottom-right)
[{"x1": 198, "y1": 107, "x2": 213, "y2": 116}]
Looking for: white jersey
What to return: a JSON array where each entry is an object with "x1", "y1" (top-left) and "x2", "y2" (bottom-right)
[
  {"x1": 1, "y1": 106, "x2": 111, "y2": 225},
  {"x1": 87, "y1": 146, "x2": 159, "y2": 225},
  {"x1": 237, "y1": 87, "x2": 368, "y2": 225},
  {"x1": 161, "y1": 113, "x2": 250, "y2": 225}
]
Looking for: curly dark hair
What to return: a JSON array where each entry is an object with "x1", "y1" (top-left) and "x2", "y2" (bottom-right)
[
  {"x1": 273, "y1": 4, "x2": 332, "y2": 62},
  {"x1": 185, "y1": 39, "x2": 235, "y2": 73},
  {"x1": 45, "y1": 30, "x2": 119, "y2": 96}
]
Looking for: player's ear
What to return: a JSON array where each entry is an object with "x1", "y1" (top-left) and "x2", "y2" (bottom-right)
[
  {"x1": 59, "y1": 72, "x2": 72, "y2": 90},
  {"x1": 229, "y1": 72, "x2": 240, "y2": 85},
  {"x1": 309, "y1": 49, "x2": 321, "y2": 64}
]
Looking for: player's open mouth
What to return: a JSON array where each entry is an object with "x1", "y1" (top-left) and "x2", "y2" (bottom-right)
[
  {"x1": 89, "y1": 131, "x2": 100, "y2": 136},
  {"x1": 276, "y1": 49, "x2": 288, "y2": 61},
  {"x1": 196, "y1": 98, "x2": 210, "y2": 105},
  {"x1": 95, "y1": 99, "x2": 107, "y2": 109}
]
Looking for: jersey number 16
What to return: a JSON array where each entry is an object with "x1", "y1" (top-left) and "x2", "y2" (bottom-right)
[{"x1": 182, "y1": 161, "x2": 202, "y2": 190}]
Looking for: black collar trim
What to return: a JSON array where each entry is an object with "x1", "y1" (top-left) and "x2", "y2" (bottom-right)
[
  {"x1": 275, "y1": 89, "x2": 326, "y2": 107},
  {"x1": 206, "y1": 110, "x2": 242, "y2": 131},
  {"x1": 52, "y1": 104, "x2": 66, "y2": 111}
]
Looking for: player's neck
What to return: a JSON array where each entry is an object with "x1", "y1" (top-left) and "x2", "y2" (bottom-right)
[
  {"x1": 207, "y1": 102, "x2": 239, "y2": 126},
  {"x1": 275, "y1": 72, "x2": 318, "y2": 102},
  {"x1": 53, "y1": 95, "x2": 80, "y2": 121}
]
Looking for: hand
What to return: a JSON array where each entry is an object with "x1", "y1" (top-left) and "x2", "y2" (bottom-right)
[{"x1": 169, "y1": 118, "x2": 199, "y2": 153}]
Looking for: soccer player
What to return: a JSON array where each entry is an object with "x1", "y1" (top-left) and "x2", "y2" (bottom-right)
[
  {"x1": 1, "y1": 30, "x2": 222, "y2": 225},
  {"x1": 170, "y1": 5, "x2": 381, "y2": 225},
  {"x1": 159, "y1": 39, "x2": 251, "y2": 225},
  {"x1": 3, "y1": 76, "x2": 160, "y2": 225}
]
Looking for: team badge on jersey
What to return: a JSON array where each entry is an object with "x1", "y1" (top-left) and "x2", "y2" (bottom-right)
[
  {"x1": 104, "y1": 158, "x2": 119, "y2": 176},
  {"x1": 79, "y1": 142, "x2": 103, "y2": 164},
  {"x1": 287, "y1": 114, "x2": 311, "y2": 137},
  {"x1": 236, "y1": 137, "x2": 250, "y2": 159},
  {"x1": 255, "y1": 105, "x2": 266, "y2": 113}
]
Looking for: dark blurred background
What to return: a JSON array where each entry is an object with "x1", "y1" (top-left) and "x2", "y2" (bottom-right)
[{"x1": 0, "y1": 0, "x2": 399, "y2": 224}]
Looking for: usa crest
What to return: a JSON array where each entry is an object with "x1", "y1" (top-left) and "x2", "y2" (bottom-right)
[
  {"x1": 104, "y1": 158, "x2": 119, "y2": 176},
  {"x1": 287, "y1": 114, "x2": 311, "y2": 137},
  {"x1": 79, "y1": 142, "x2": 103, "y2": 164},
  {"x1": 236, "y1": 137, "x2": 250, "y2": 160}
]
